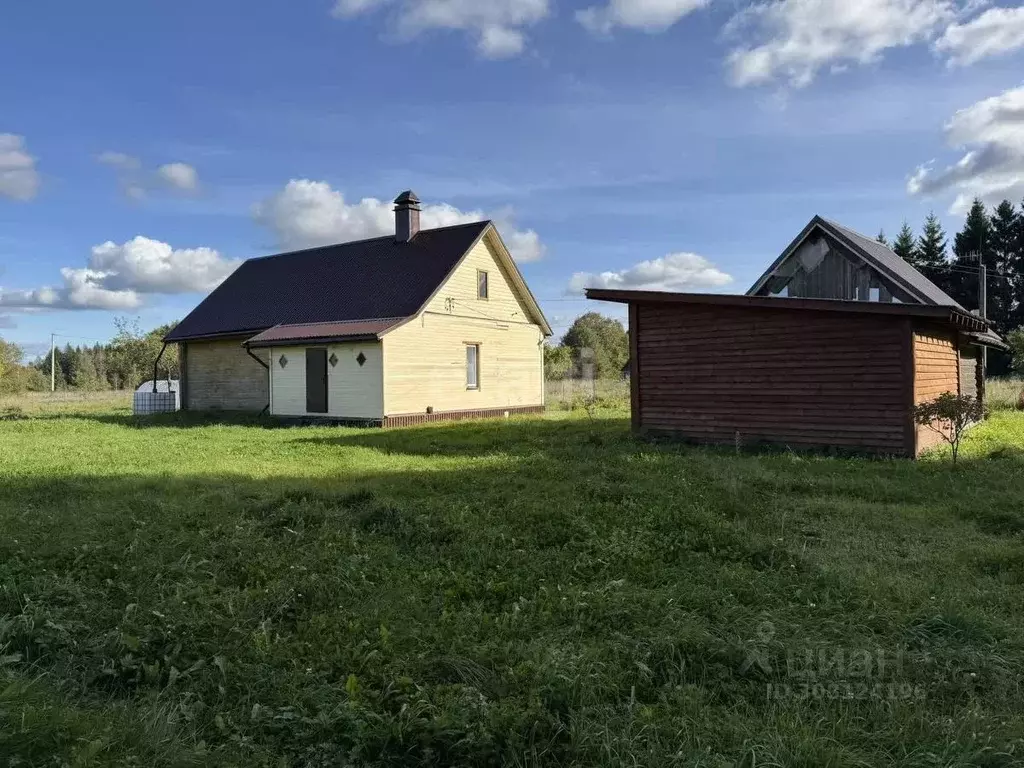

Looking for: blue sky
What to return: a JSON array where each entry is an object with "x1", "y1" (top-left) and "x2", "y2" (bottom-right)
[{"x1": 2, "y1": 0, "x2": 1024, "y2": 356}]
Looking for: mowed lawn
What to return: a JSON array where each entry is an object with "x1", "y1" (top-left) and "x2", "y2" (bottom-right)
[{"x1": 2, "y1": 404, "x2": 1024, "y2": 767}]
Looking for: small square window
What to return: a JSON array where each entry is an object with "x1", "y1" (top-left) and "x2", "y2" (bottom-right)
[
  {"x1": 477, "y1": 270, "x2": 489, "y2": 300},
  {"x1": 466, "y1": 344, "x2": 480, "y2": 389},
  {"x1": 278, "y1": 354, "x2": 288, "y2": 369},
  {"x1": 329, "y1": 353, "x2": 339, "y2": 368},
  {"x1": 356, "y1": 352, "x2": 367, "y2": 367}
]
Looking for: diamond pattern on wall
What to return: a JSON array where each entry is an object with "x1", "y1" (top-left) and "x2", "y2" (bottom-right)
[
  {"x1": 329, "y1": 353, "x2": 339, "y2": 368},
  {"x1": 278, "y1": 355, "x2": 288, "y2": 369},
  {"x1": 356, "y1": 352, "x2": 367, "y2": 367}
]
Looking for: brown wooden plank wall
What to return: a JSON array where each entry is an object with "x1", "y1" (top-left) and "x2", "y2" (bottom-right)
[
  {"x1": 912, "y1": 329, "x2": 960, "y2": 454},
  {"x1": 634, "y1": 303, "x2": 911, "y2": 454}
]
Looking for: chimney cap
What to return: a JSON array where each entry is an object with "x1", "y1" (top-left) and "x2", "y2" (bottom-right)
[{"x1": 394, "y1": 190, "x2": 421, "y2": 207}]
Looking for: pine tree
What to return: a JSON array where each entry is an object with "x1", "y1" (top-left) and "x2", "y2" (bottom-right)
[
  {"x1": 876, "y1": 230, "x2": 889, "y2": 247},
  {"x1": 951, "y1": 198, "x2": 994, "y2": 314},
  {"x1": 892, "y1": 221, "x2": 917, "y2": 263},
  {"x1": 987, "y1": 200, "x2": 1018, "y2": 333},
  {"x1": 916, "y1": 212, "x2": 951, "y2": 290},
  {"x1": 1013, "y1": 198, "x2": 1024, "y2": 329}
]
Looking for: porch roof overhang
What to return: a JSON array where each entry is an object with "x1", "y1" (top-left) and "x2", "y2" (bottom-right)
[{"x1": 243, "y1": 318, "x2": 406, "y2": 349}]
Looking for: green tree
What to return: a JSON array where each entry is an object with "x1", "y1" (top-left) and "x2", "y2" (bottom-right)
[
  {"x1": 543, "y1": 344, "x2": 573, "y2": 380},
  {"x1": 107, "y1": 318, "x2": 153, "y2": 389},
  {"x1": 0, "y1": 337, "x2": 24, "y2": 389},
  {"x1": 106, "y1": 318, "x2": 180, "y2": 389},
  {"x1": 950, "y1": 198, "x2": 993, "y2": 313},
  {"x1": 988, "y1": 200, "x2": 1019, "y2": 334},
  {"x1": 876, "y1": 230, "x2": 889, "y2": 247},
  {"x1": 916, "y1": 212, "x2": 951, "y2": 289},
  {"x1": 892, "y1": 221, "x2": 917, "y2": 263},
  {"x1": 71, "y1": 348, "x2": 103, "y2": 390},
  {"x1": 1010, "y1": 199, "x2": 1024, "y2": 329},
  {"x1": 561, "y1": 312, "x2": 629, "y2": 379},
  {"x1": 1009, "y1": 328, "x2": 1024, "y2": 375}
]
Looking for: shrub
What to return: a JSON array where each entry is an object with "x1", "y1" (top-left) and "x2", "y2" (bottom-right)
[{"x1": 913, "y1": 393, "x2": 985, "y2": 465}]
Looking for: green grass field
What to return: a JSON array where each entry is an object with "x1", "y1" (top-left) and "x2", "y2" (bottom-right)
[{"x1": 2, "y1": 402, "x2": 1024, "y2": 767}]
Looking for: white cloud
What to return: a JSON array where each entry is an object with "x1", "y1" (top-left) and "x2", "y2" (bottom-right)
[
  {"x1": 567, "y1": 252, "x2": 733, "y2": 294},
  {"x1": 332, "y1": 0, "x2": 550, "y2": 58},
  {"x1": 97, "y1": 153, "x2": 199, "y2": 198},
  {"x1": 96, "y1": 151, "x2": 141, "y2": 171},
  {"x1": 157, "y1": 162, "x2": 199, "y2": 192},
  {"x1": 0, "y1": 237, "x2": 239, "y2": 312},
  {"x1": 0, "y1": 134, "x2": 40, "y2": 201},
  {"x1": 907, "y1": 85, "x2": 1024, "y2": 213},
  {"x1": 253, "y1": 180, "x2": 545, "y2": 262},
  {"x1": 577, "y1": 0, "x2": 709, "y2": 35},
  {"x1": 726, "y1": 0, "x2": 957, "y2": 88},
  {"x1": 935, "y1": 6, "x2": 1024, "y2": 65},
  {"x1": 88, "y1": 237, "x2": 240, "y2": 294},
  {"x1": 0, "y1": 274, "x2": 141, "y2": 312}
]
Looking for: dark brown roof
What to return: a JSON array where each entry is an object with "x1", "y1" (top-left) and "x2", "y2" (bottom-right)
[
  {"x1": 586, "y1": 289, "x2": 998, "y2": 337},
  {"x1": 245, "y1": 319, "x2": 405, "y2": 348},
  {"x1": 165, "y1": 221, "x2": 490, "y2": 342},
  {"x1": 749, "y1": 215, "x2": 964, "y2": 308}
]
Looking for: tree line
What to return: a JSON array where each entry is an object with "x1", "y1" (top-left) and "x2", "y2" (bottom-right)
[
  {"x1": 0, "y1": 318, "x2": 179, "y2": 395},
  {"x1": 878, "y1": 197, "x2": 1024, "y2": 373}
]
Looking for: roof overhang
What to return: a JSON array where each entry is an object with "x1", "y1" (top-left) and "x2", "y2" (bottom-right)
[
  {"x1": 242, "y1": 318, "x2": 406, "y2": 348},
  {"x1": 164, "y1": 328, "x2": 269, "y2": 344},
  {"x1": 586, "y1": 289, "x2": 999, "y2": 336}
]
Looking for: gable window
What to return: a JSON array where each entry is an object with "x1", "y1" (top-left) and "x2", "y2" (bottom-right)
[
  {"x1": 466, "y1": 344, "x2": 480, "y2": 390},
  {"x1": 477, "y1": 270, "x2": 489, "y2": 300}
]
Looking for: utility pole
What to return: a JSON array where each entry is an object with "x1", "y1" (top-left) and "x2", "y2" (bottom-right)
[
  {"x1": 979, "y1": 261, "x2": 988, "y2": 375},
  {"x1": 50, "y1": 333, "x2": 56, "y2": 393}
]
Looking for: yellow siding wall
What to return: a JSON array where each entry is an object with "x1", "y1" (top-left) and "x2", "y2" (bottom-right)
[
  {"x1": 269, "y1": 343, "x2": 384, "y2": 419},
  {"x1": 423, "y1": 233, "x2": 533, "y2": 324},
  {"x1": 380, "y1": 230, "x2": 545, "y2": 416},
  {"x1": 186, "y1": 340, "x2": 268, "y2": 412},
  {"x1": 383, "y1": 314, "x2": 544, "y2": 415}
]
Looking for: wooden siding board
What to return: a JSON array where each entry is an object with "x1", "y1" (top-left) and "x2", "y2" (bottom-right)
[
  {"x1": 382, "y1": 233, "x2": 545, "y2": 417},
  {"x1": 270, "y1": 342, "x2": 384, "y2": 419},
  {"x1": 383, "y1": 313, "x2": 544, "y2": 417},
  {"x1": 911, "y1": 327, "x2": 959, "y2": 454},
  {"x1": 634, "y1": 303, "x2": 910, "y2": 454},
  {"x1": 629, "y1": 302, "x2": 641, "y2": 431}
]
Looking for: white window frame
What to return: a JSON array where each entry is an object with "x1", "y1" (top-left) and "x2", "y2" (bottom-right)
[{"x1": 466, "y1": 343, "x2": 480, "y2": 390}]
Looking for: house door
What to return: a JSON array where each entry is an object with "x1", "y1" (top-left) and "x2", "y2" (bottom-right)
[{"x1": 306, "y1": 348, "x2": 328, "y2": 414}]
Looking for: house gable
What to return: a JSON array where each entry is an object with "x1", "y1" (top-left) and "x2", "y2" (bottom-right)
[
  {"x1": 748, "y1": 217, "x2": 952, "y2": 306},
  {"x1": 407, "y1": 225, "x2": 551, "y2": 335}
]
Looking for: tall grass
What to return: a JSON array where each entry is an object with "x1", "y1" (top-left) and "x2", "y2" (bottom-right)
[
  {"x1": 545, "y1": 378, "x2": 629, "y2": 410},
  {"x1": 0, "y1": 389, "x2": 132, "y2": 414},
  {"x1": 1, "y1": 405, "x2": 1024, "y2": 764},
  {"x1": 988, "y1": 377, "x2": 1023, "y2": 411}
]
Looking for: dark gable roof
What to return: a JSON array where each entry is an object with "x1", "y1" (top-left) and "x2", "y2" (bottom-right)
[
  {"x1": 165, "y1": 221, "x2": 490, "y2": 342},
  {"x1": 749, "y1": 215, "x2": 964, "y2": 309},
  {"x1": 818, "y1": 218, "x2": 962, "y2": 308}
]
